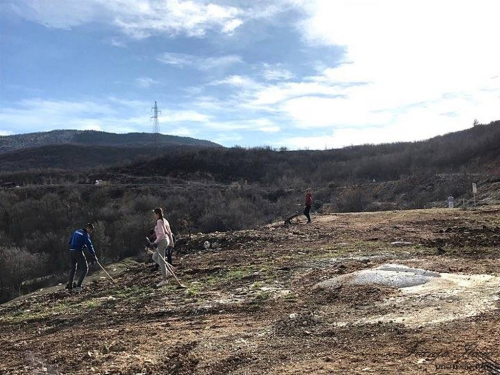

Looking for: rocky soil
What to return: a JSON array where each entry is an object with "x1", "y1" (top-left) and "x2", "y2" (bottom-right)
[{"x1": 1, "y1": 207, "x2": 500, "y2": 374}]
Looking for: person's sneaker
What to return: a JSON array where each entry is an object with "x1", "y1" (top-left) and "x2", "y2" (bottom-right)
[
  {"x1": 156, "y1": 280, "x2": 168, "y2": 287},
  {"x1": 65, "y1": 283, "x2": 73, "y2": 290},
  {"x1": 73, "y1": 286, "x2": 82, "y2": 292}
]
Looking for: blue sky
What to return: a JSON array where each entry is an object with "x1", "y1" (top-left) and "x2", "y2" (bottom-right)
[{"x1": 1, "y1": 0, "x2": 499, "y2": 149}]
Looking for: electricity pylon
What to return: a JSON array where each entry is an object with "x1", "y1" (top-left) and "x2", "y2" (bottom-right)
[{"x1": 151, "y1": 101, "x2": 161, "y2": 150}]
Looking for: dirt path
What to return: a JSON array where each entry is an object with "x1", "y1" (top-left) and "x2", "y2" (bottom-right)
[{"x1": 1, "y1": 207, "x2": 500, "y2": 374}]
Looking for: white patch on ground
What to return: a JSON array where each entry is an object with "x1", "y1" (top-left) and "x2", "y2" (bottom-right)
[
  {"x1": 315, "y1": 264, "x2": 441, "y2": 290},
  {"x1": 319, "y1": 264, "x2": 500, "y2": 327},
  {"x1": 357, "y1": 272, "x2": 500, "y2": 327}
]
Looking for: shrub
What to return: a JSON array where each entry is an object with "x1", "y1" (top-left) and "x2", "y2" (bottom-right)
[
  {"x1": 335, "y1": 187, "x2": 370, "y2": 213},
  {"x1": 0, "y1": 247, "x2": 48, "y2": 298}
]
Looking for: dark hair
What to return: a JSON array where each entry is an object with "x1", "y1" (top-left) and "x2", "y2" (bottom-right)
[
  {"x1": 153, "y1": 207, "x2": 164, "y2": 220},
  {"x1": 85, "y1": 223, "x2": 94, "y2": 230}
]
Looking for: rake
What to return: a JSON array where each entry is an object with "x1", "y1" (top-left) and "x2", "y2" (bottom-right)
[
  {"x1": 96, "y1": 259, "x2": 116, "y2": 283},
  {"x1": 146, "y1": 238, "x2": 186, "y2": 288}
]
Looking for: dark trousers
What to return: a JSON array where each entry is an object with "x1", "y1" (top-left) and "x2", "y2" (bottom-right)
[
  {"x1": 303, "y1": 205, "x2": 311, "y2": 222},
  {"x1": 68, "y1": 250, "x2": 88, "y2": 287},
  {"x1": 166, "y1": 247, "x2": 174, "y2": 265}
]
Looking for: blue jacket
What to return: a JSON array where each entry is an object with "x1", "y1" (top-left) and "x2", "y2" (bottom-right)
[{"x1": 69, "y1": 229, "x2": 96, "y2": 257}]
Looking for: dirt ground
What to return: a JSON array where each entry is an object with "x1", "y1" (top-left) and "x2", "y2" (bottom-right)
[{"x1": 1, "y1": 207, "x2": 500, "y2": 374}]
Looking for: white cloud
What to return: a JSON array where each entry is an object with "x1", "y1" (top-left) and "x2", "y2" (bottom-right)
[
  {"x1": 250, "y1": 81, "x2": 343, "y2": 106},
  {"x1": 202, "y1": 55, "x2": 243, "y2": 71},
  {"x1": 71, "y1": 120, "x2": 103, "y2": 132},
  {"x1": 136, "y1": 77, "x2": 160, "y2": 88},
  {"x1": 257, "y1": 0, "x2": 500, "y2": 147},
  {"x1": 168, "y1": 127, "x2": 196, "y2": 137},
  {"x1": 4, "y1": 0, "x2": 104, "y2": 28},
  {"x1": 259, "y1": 125, "x2": 280, "y2": 133},
  {"x1": 0, "y1": 97, "x2": 223, "y2": 137},
  {"x1": 210, "y1": 75, "x2": 258, "y2": 88},
  {"x1": 157, "y1": 53, "x2": 242, "y2": 71},
  {"x1": 281, "y1": 95, "x2": 393, "y2": 128},
  {"x1": 105, "y1": 37, "x2": 127, "y2": 48},
  {"x1": 7, "y1": 0, "x2": 244, "y2": 38},
  {"x1": 263, "y1": 69, "x2": 294, "y2": 82},
  {"x1": 262, "y1": 64, "x2": 294, "y2": 81},
  {"x1": 159, "y1": 111, "x2": 210, "y2": 123},
  {"x1": 0, "y1": 98, "x2": 149, "y2": 134},
  {"x1": 222, "y1": 18, "x2": 244, "y2": 34},
  {"x1": 17, "y1": 99, "x2": 115, "y2": 116},
  {"x1": 213, "y1": 132, "x2": 243, "y2": 144},
  {"x1": 157, "y1": 52, "x2": 194, "y2": 67},
  {"x1": 294, "y1": 0, "x2": 500, "y2": 110},
  {"x1": 107, "y1": 97, "x2": 150, "y2": 108},
  {"x1": 203, "y1": 118, "x2": 280, "y2": 132}
]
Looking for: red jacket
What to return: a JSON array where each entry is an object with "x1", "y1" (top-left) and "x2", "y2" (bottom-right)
[{"x1": 305, "y1": 192, "x2": 312, "y2": 207}]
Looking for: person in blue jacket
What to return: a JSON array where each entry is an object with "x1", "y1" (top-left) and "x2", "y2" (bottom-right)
[{"x1": 66, "y1": 223, "x2": 98, "y2": 291}]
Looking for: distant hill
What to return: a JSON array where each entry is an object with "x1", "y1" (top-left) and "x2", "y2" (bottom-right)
[
  {"x1": 111, "y1": 120, "x2": 500, "y2": 183},
  {"x1": 1, "y1": 121, "x2": 499, "y2": 186},
  {"x1": 0, "y1": 129, "x2": 221, "y2": 172},
  {"x1": 0, "y1": 144, "x2": 160, "y2": 172},
  {"x1": 0, "y1": 129, "x2": 220, "y2": 154}
]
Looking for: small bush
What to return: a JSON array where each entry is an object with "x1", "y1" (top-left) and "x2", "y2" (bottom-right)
[{"x1": 335, "y1": 187, "x2": 370, "y2": 213}]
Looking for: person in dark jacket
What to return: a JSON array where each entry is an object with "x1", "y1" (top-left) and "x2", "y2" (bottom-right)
[
  {"x1": 303, "y1": 189, "x2": 313, "y2": 223},
  {"x1": 66, "y1": 223, "x2": 98, "y2": 291}
]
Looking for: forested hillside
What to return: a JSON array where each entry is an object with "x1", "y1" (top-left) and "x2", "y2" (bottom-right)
[
  {"x1": 0, "y1": 129, "x2": 220, "y2": 154},
  {"x1": 113, "y1": 119, "x2": 500, "y2": 184}
]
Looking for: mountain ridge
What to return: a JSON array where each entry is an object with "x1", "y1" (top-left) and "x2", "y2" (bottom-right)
[{"x1": 0, "y1": 129, "x2": 221, "y2": 153}]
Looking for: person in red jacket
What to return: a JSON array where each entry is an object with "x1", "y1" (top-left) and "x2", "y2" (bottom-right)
[{"x1": 304, "y1": 189, "x2": 312, "y2": 223}]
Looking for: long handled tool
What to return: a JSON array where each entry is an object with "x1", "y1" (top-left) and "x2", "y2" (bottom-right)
[
  {"x1": 157, "y1": 250, "x2": 186, "y2": 288},
  {"x1": 146, "y1": 238, "x2": 186, "y2": 288},
  {"x1": 96, "y1": 260, "x2": 116, "y2": 283}
]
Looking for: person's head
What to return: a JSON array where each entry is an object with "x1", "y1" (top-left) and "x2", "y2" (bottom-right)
[
  {"x1": 153, "y1": 207, "x2": 164, "y2": 220},
  {"x1": 84, "y1": 223, "x2": 94, "y2": 234}
]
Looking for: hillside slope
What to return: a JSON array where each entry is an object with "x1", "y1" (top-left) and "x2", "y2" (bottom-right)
[
  {"x1": 111, "y1": 120, "x2": 500, "y2": 184},
  {"x1": 1, "y1": 208, "x2": 499, "y2": 374},
  {"x1": 0, "y1": 144, "x2": 157, "y2": 172},
  {"x1": 0, "y1": 129, "x2": 221, "y2": 172},
  {"x1": 0, "y1": 129, "x2": 220, "y2": 154}
]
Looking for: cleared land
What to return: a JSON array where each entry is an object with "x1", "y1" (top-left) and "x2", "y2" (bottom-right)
[{"x1": 1, "y1": 207, "x2": 500, "y2": 374}]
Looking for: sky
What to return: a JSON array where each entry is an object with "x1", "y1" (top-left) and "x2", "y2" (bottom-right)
[{"x1": 1, "y1": 0, "x2": 499, "y2": 149}]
